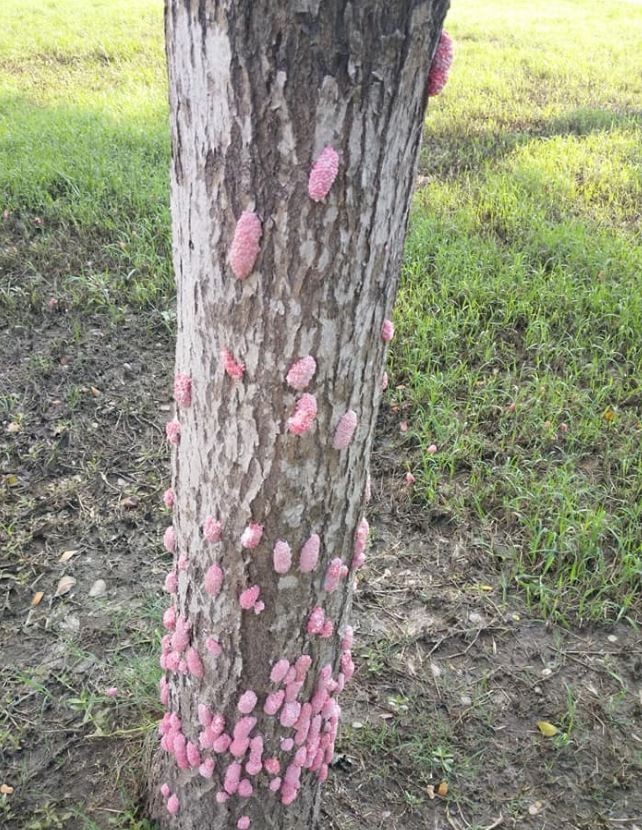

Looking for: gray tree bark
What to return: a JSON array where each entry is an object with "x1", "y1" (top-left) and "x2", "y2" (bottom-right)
[{"x1": 149, "y1": 1, "x2": 450, "y2": 828}]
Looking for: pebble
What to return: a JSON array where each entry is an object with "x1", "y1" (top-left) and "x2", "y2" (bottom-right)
[{"x1": 89, "y1": 579, "x2": 107, "y2": 597}]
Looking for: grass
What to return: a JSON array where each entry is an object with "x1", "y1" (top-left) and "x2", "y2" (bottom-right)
[
  {"x1": 395, "y1": 0, "x2": 642, "y2": 622},
  {"x1": 1, "y1": 0, "x2": 641, "y2": 623}
]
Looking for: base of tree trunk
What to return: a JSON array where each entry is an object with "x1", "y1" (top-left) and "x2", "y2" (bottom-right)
[{"x1": 146, "y1": 744, "x2": 321, "y2": 830}]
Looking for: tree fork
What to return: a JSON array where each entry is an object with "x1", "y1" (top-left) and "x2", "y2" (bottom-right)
[{"x1": 149, "y1": 1, "x2": 450, "y2": 827}]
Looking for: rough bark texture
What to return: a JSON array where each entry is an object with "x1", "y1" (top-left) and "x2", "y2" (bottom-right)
[{"x1": 150, "y1": 1, "x2": 449, "y2": 828}]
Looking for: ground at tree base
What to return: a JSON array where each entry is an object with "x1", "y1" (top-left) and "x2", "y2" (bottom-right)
[{"x1": 1, "y1": 313, "x2": 640, "y2": 830}]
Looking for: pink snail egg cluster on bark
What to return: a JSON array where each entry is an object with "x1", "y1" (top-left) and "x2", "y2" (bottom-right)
[
  {"x1": 286, "y1": 355, "x2": 317, "y2": 390},
  {"x1": 237, "y1": 690, "x2": 258, "y2": 714},
  {"x1": 163, "y1": 525, "x2": 176, "y2": 553},
  {"x1": 352, "y1": 517, "x2": 370, "y2": 571},
  {"x1": 427, "y1": 30, "x2": 454, "y2": 96},
  {"x1": 287, "y1": 393, "x2": 318, "y2": 435},
  {"x1": 237, "y1": 817, "x2": 251, "y2": 830},
  {"x1": 202, "y1": 515, "x2": 223, "y2": 542},
  {"x1": 228, "y1": 211, "x2": 262, "y2": 280},
  {"x1": 306, "y1": 606, "x2": 333, "y2": 638},
  {"x1": 165, "y1": 419, "x2": 181, "y2": 445},
  {"x1": 166, "y1": 794, "x2": 180, "y2": 815},
  {"x1": 162, "y1": 487, "x2": 175, "y2": 508},
  {"x1": 273, "y1": 539, "x2": 292, "y2": 574},
  {"x1": 173, "y1": 372, "x2": 192, "y2": 408},
  {"x1": 186, "y1": 646, "x2": 204, "y2": 678},
  {"x1": 205, "y1": 637, "x2": 222, "y2": 656},
  {"x1": 333, "y1": 409, "x2": 358, "y2": 449},
  {"x1": 164, "y1": 569, "x2": 178, "y2": 594},
  {"x1": 298, "y1": 532, "x2": 320, "y2": 572},
  {"x1": 270, "y1": 658, "x2": 290, "y2": 684},
  {"x1": 381, "y1": 371, "x2": 389, "y2": 391},
  {"x1": 308, "y1": 146, "x2": 339, "y2": 202},
  {"x1": 241, "y1": 522, "x2": 263, "y2": 549},
  {"x1": 323, "y1": 557, "x2": 348, "y2": 593},
  {"x1": 381, "y1": 319, "x2": 395, "y2": 342},
  {"x1": 238, "y1": 779, "x2": 253, "y2": 797},
  {"x1": 239, "y1": 584, "x2": 262, "y2": 612},
  {"x1": 199, "y1": 758, "x2": 215, "y2": 778},
  {"x1": 204, "y1": 563, "x2": 224, "y2": 597},
  {"x1": 162, "y1": 606, "x2": 176, "y2": 631},
  {"x1": 221, "y1": 348, "x2": 245, "y2": 380}
]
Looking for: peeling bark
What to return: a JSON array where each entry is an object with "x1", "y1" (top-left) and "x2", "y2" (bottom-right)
[{"x1": 150, "y1": 1, "x2": 450, "y2": 827}]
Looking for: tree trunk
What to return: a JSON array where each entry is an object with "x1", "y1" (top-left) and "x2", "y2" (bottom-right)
[{"x1": 149, "y1": 1, "x2": 449, "y2": 827}]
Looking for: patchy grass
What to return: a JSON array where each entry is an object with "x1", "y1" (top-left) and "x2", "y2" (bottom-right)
[
  {"x1": 0, "y1": 0, "x2": 171, "y2": 313},
  {"x1": 393, "y1": 0, "x2": 642, "y2": 623}
]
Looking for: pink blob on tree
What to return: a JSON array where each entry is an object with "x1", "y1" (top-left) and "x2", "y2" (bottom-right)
[
  {"x1": 165, "y1": 419, "x2": 181, "y2": 446},
  {"x1": 241, "y1": 522, "x2": 263, "y2": 549},
  {"x1": 299, "y1": 533, "x2": 320, "y2": 573},
  {"x1": 199, "y1": 758, "x2": 215, "y2": 778},
  {"x1": 162, "y1": 606, "x2": 176, "y2": 631},
  {"x1": 286, "y1": 355, "x2": 317, "y2": 390},
  {"x1": 202, "y1": 515, "x2": 222, "y2": 543},
  {"x1": 239, "y1": 585, "x2": 261, "y2": 610},
  {"x1": 186, "y1": 647, "x2": 204, "y2": 678},
  {"x1": 204, "y1": 563, "x2": 224, "y2": 597},
  {"x1": 323, "y1": 557, "x2": 345, "y2": 593},
  {"x1": 270, "y1": 659, "x2": 290, "y2": 684},
  {"x1": 308, "y1": 146, "x2": 339, "y2": 202},
  {"x1": 173, "y1": 372, "x2": 192, "y2": 408},
  {"x1": 273, "y1": 539, "x2": 292, "y2": 574},
  {"x1": 307, "y1": 606, "x2": 325, "y2": 635},
  {"x1": 264, "y1": 690, "x2": 285, "y2": 715},
  {"x1": 380, "y1": 319, "x2": 395, "y2": 342},
  {"x1": 332, "y1": 409, "x2": 357, "y2": 449},
  {"x1": 221, "y1": 348, "x2": 245, "y2": 380},
  {"x1": 205, "y1": 637, "x2": 222, "y2": 657},
  {"x1": 427, "y1": 30, "x2": 454, "y2": 96},
  {"x1": 164, "y1": 570, "x2": 178, "y2": 594},
  {"x1": 287, "y1": 393, "x2": 318, "y2": 435},
  {"x1": 228, "y1": 211, "x2": 262, "y2": 280},
  {"x1": 163, "y1": 525, "x2": 176, "y2": 553},
  {"x1": 163, "y1": 487, "x2": 175, "y2": 508},
  {"x1": 237, "y1": 690, "x2": 258, "y2": 714}
]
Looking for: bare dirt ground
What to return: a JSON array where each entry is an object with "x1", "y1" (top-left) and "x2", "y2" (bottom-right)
[{"x1": 1, "y1": 308, "x2": 641, "y2": 830}]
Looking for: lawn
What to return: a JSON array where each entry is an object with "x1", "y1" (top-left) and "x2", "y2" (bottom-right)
[{"x1": 1, "y1": 1, "x2": 641, "y2": 827}]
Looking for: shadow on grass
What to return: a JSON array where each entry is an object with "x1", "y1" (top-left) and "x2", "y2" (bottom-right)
[{"x1": 422, "y1": 106, "x2": 642, "y2": 178}]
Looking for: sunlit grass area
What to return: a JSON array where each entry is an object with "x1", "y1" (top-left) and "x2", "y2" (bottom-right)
[
  {"x1": 397, "y1": 0, "x2": 642, "y2": 621},
  {"x1": 1, "y1": 0, "x2": 641, "y2": 621}
]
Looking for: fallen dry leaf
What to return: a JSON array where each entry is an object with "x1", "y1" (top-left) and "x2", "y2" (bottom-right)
[
  {"x1": 426, "y1": 784, "x2": 435, "y2": 800},
  {"x1": 90, "y1": 386, "x2": 101, "y2": 397},
  {"x1": 6, "y1": 421, "x2": 21, "y2": 434},
  {"x1": 436, "y1": 781, "x2": 448, "y2": 797},
  {"x1": 0, "y1": 784, "x2": 14, "y2": 795},
  {"x1": 536, "y1": 720, "x2": 559, "y2": 737},
  {"x1": 31, "y1": 591, "x2": 44, "y2": 607},
  {"x1": 121, "y1": 496, "x2": 139, "y2": 510},
  {"x1": 54, "y1": 575, "x2": 77, "y2": 597},
  {"x1": 59, "y1": 549, "x2": 79, "y2": 563}
]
